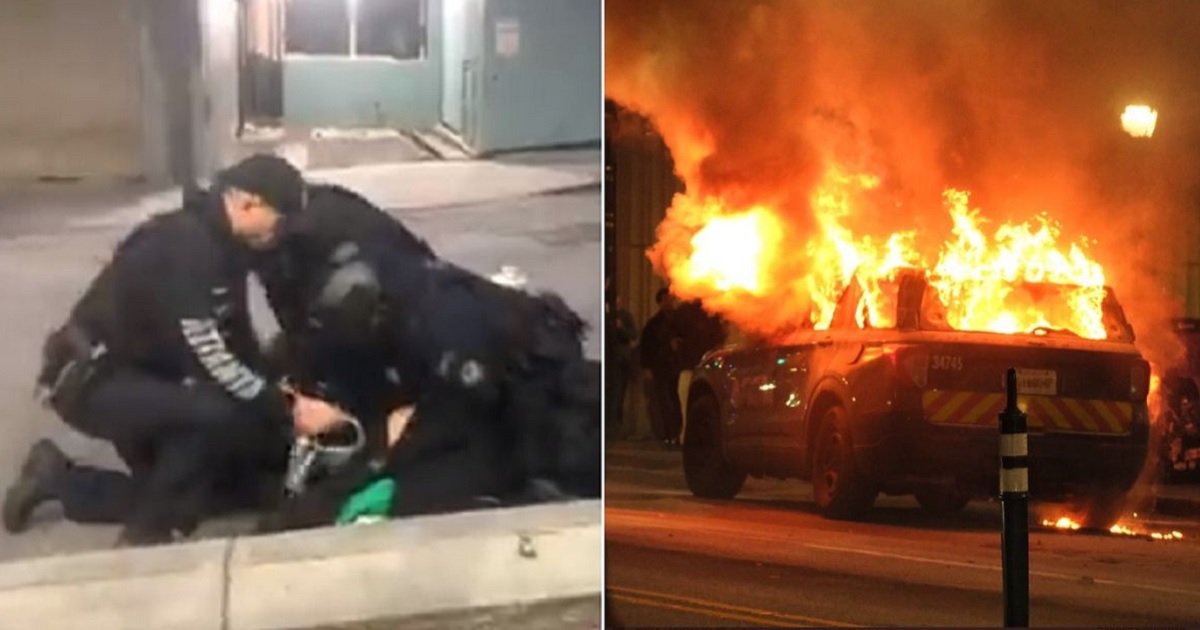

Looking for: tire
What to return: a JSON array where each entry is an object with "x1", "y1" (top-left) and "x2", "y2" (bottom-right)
[
  {"x1": 683, "y1": 394, "x2": 746, "y2": 499},
  {"x1": 914, "y1": 488, "x2": 971, "y2": 515},
  {"x1": 811, "y1": 404, "x2": 877, "y2": 520},
  {"x1": 1077, "y1": 489, "x2": 1128, "y2": 531}
]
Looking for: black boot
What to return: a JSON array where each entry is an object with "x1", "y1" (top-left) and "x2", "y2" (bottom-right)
[
  {"x1": 520, "y1": 477, "x2": 574, "y2": 504},
  {"x1": 114, "y1": 525, "x2": 179, "y2": 548},
  {"x1": 2, "y1": 439, "x2": 71, "y2": 534}
]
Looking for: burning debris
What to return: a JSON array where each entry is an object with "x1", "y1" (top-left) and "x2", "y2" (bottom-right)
[
  {"x1": 1040, "y1": 514, "x2": 1185, "y2": 541},
  {"x1": 1043, "y1": 516, "x2": 1082, "y2": 531}
]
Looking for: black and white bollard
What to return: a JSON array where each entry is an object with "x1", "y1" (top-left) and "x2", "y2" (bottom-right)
[{"x1": 1000, "y1": 368, "x2": 1030, "y2": 627}]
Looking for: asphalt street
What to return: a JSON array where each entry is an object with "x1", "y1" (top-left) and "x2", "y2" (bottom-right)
[
  {"x1": 606, "y1": 441, "x2": 1200, "y2": 628},
  {"x1": 0, "y1": 190, "x2": 600, "y2": 561}
]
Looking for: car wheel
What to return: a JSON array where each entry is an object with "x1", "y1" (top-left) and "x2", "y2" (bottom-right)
[
  {"x1": 1078, "y1": 489, "x2": 1128, "y2": 531},
  {"x1": 812, "y1": 404, "x2": 877, "y2": 520},
  {"x1": 914, "y1": 488, "x2": 971, "y2": 515},
  {"x1": 683, "y1": 394, "x2": 746, "y2": 499}
]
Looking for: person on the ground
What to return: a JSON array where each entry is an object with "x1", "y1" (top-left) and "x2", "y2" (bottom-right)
[
  {"x1": 639, "y1": 288, "x2": 683, "y2": 446},
  {"x1": 4, "y1": 154, "x2": 347, "y2": 546},
  {"x1": 252, "y1": 185, "x2": 600, "y2": 530},
  {"x1": 605, "y1": 280, "x2": 637, "y2": 439}
]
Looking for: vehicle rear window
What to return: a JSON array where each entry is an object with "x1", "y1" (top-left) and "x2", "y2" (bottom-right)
[
  {"x1": 826, "y1": 270, "x2": 1135, "y2": 343},
  {"x1": 918, "y1": 280, "x2": 1135, "y2": 342}
]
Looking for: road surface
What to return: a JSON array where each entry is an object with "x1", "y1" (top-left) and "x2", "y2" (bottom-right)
[
  {"x1": 606, "y1": 441, "x2": 1200, "y2": 628},
  {"x1": 0, "y1": 189, "x2": 600, "y2": 561}
]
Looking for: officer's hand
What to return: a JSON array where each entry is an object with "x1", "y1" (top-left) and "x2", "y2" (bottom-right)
[
  {"x1": 291, "y1": 394, "x2": 347, "y2": 437},
  {"x1": 33, "y1": 384, "x2": 52, "y2": 408},
  {"x1": 386, "y1": 406, "x2": 415, "y2": 447}
]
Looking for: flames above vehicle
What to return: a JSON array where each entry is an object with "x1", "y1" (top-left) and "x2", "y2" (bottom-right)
[{"x1": 649, "y1": 165, "x2": 1113, "y2": 343}]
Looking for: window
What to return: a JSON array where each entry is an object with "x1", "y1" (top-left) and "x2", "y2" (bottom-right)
[
  {"x1": 285, "y1": 0, "x2": 426, "y2": 60},
  {"x1": 285, "y1": 0, "x2": 350, "y2": 56},
  {"x1": 356, "y1": 0, "x2": 425, "y2": 59}
]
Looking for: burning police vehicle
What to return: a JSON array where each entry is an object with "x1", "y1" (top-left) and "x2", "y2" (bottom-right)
[
  {"x1": 681, "y1": 268, "x2": 1150, "y2": 526},
  {"x1": 652, "y1": 174, "x2": 1155, "y2": 528}
]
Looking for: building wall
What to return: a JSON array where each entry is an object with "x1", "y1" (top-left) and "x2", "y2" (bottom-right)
[
  {"x1": 474, "y1": 0, "x2": 601, "y2": 154},
  {"x1": 440, "y1": 0, "x2": 485, "y2": 143},
  {"x1": 607, "y1": 108, "x2": 682, "y2": 330},
  {"x1": 282, "y1": 1, "x2": 444, "y2": 128},
  {"x1": 284, "y1": 57, "x2": 440, "y2": 128},
  {"x1": 138, "y1": 0, "x2": 202, "y2": 185},
  {"x1": 0, "y1": 0, "x2": 146, "y2": 180},
  {"x1": 191, "y1": 0, "x2": 242, "y2": 180}
]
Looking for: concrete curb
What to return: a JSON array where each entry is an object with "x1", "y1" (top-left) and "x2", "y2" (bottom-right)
[
  {"x1": 1152, "y1": 491, "x2": 1200, "y2": 517},
  {"x1": 0, "y1": 501, "x2": 601, "y2": 630}
]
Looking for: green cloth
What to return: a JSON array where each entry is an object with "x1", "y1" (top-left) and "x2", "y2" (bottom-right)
[{"x1": 335, "y1": 478, "x2": 396, "y2": 525}]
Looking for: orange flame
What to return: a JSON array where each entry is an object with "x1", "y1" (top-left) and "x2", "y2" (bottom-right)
[
  {"x1": 653, "y1": 164, "x2": 1109, "y2": 342},
  {"x1": 684, "y1": 207, "x2": 781, "y2": 295},
  {"x1": 1040, "y1": 514, "x2": 1184, "y2": 540},
  {"x1": 1043, "y1": 516, "x2": 1082, "y2": 531}
]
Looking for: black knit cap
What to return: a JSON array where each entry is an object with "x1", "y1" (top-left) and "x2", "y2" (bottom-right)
[{"x1": 215, "y1": 154, "x2": 306, "y2": 215}]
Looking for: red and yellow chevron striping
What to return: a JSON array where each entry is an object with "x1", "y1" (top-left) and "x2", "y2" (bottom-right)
[{"x1": 920, "y1": 390, "x2": 1132, "y2": 435}]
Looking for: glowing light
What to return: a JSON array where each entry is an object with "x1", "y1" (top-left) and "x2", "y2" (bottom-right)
[
  {"x1": 1121, "y1": 105, "x2": 1158, "y2": 138},
  {"x1": 1043, "y1": 517, "x2": 1082, "y2": 531}
]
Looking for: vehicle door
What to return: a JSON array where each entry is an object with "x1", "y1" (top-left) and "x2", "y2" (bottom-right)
[
  {"x1": 752, "y1": 340, "x2": 819, "y2": 465},
  {"x1": 723, "y1": 347, "x2": 779, "y2": 441}
]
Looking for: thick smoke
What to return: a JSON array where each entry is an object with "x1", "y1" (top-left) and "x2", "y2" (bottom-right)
[{"x1": 607, "y1": 0, "x2": 1200, "y2": 370}]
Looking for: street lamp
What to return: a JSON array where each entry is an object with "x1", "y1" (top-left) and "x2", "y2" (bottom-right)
[{"x1": 1121, "y1": 104, "x2": 1158, "y2": 138}]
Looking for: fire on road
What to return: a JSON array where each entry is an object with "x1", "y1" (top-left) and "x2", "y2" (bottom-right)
[{"x1": 605, "y1": 444, "x2": 1200, "y2": 628}]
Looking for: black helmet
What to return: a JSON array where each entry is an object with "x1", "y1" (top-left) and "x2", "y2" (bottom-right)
[{"x1": 307, "y1": 241, "x2": 385, "y2": 348}]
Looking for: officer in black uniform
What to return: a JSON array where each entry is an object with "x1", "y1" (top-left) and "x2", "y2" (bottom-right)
[
  {"x1": 4, "y1": 154, "x2": 347, "y2": 545},
  {"x1": 253, "y1": 185, "x2": 600, "y2": 528},
  {"x1": 253, "y1": 183, "x2": 435, "y2": 435}
]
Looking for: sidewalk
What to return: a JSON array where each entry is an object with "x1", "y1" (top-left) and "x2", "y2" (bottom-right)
[
  {"x1": 0, "y1": 501, "x2": 601, "y2": 630},
  {"x1": 0, "y1": 149, "x2": 600, "y2": 237}
]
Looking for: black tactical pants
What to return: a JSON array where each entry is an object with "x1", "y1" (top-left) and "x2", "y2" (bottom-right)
[
  {"x1": 386, "y1": 387, "x2": 519, "y2": 517},
  {"x1": 606, "y1": 354, "x2": 632, "y2": 437},
  {"x1": 56, "y1": 368, "x2": 287, "y2": 538},
  {"x1": 652, "y1": 368, "x2": 683, "y2": 442}
]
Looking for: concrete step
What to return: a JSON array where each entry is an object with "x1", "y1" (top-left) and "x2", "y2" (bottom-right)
[
  {"x1": 0, "y1": 501, "x2": 601, "y2": 630},
  {"x1": 409, "y1": 125, "x2": 474, "y2": 161},
  {"x1": 234, "y1": 130, "x2": 435, "y2": 171}
]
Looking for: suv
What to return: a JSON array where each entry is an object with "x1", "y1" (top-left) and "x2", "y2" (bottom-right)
[{"x1": 682, "y1": 268, "x2": 1151, "y2": 527}]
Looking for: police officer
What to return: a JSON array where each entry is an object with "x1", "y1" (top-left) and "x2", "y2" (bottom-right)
[
  {"x1": 4, "y1": 154, "x2": 347, "y2": 545},
  {"x1": 254, "y1": 185, "x2": 600, "y2": 527},
  {"x1": 252, "y1": 183, "x2": 436, "y2": 460}
]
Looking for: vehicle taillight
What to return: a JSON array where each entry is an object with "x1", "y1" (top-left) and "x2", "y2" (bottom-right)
[{"x1": 1130, "y1": 361, "x2": 1150, "y2": 401}]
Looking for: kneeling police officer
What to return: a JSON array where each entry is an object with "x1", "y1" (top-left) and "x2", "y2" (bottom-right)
[
  {"x1": 254, "y1": 185, "x2": 600, "y2": 528},
  {"x1": 4, "y1": 155, "x2": 346, "y2": 545}
]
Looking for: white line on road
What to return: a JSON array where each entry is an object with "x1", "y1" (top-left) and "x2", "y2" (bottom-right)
[
  {"x1": 608, "y1": 585, "x2": 859, "y2": 628},
  {"x1": 802, "y1": 542, "x2": 1200, "y2": 597}
]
